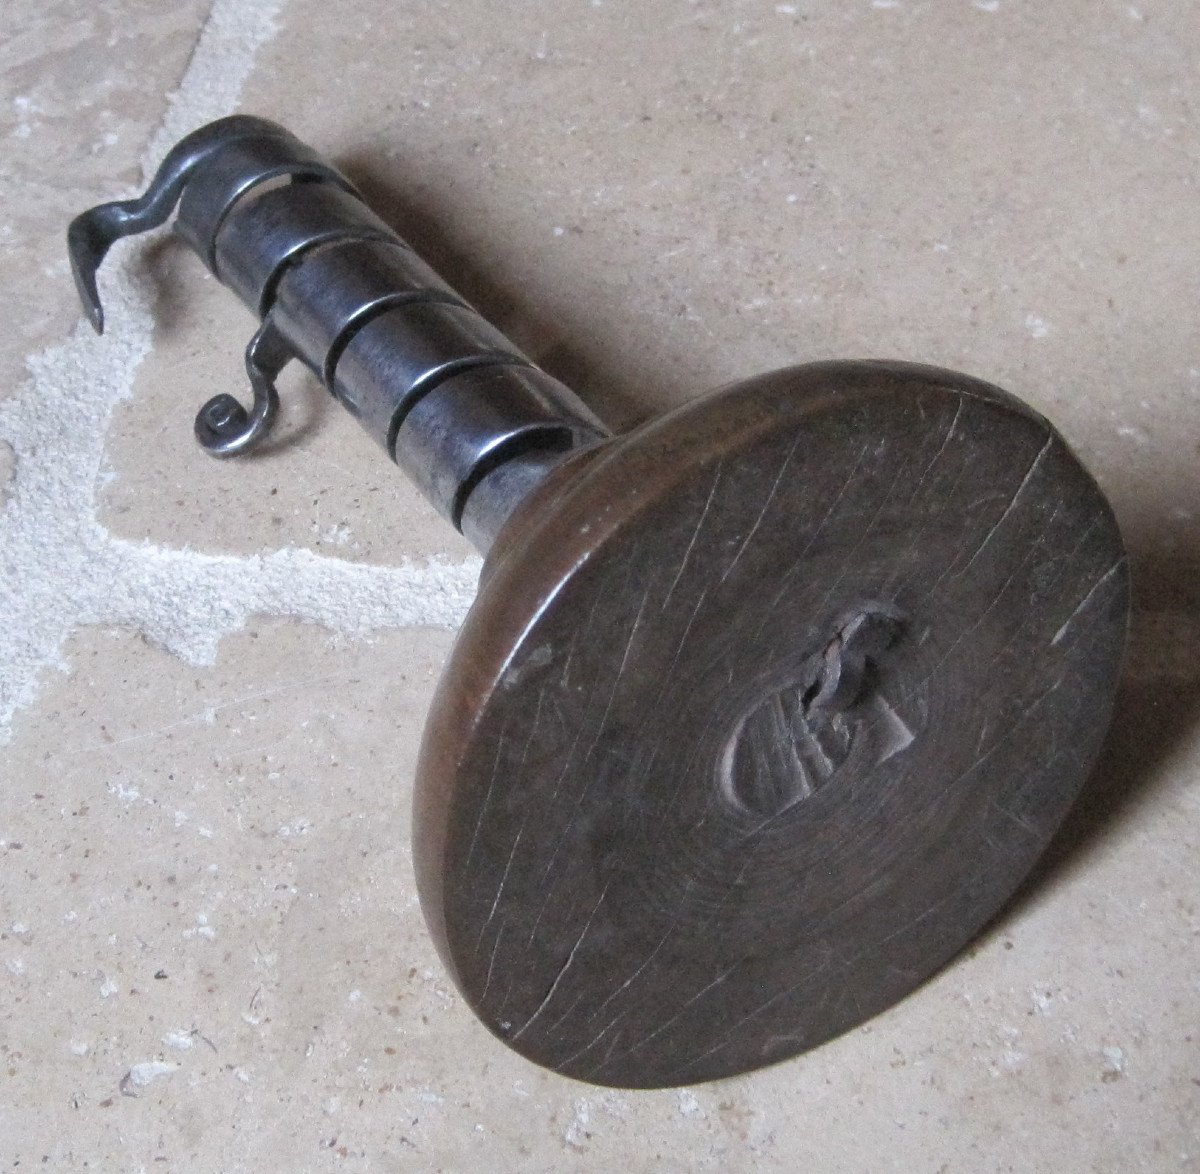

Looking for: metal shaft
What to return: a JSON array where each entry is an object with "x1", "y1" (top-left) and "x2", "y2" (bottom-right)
[{"x1": 67, "y1": 116, "x2": 608, "y2": 551}]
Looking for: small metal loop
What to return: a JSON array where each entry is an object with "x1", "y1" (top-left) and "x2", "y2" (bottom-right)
[
  {"x1": 194, "y1": 318, "x2": 293, "y2": 457},
  {"x1": 66, "y1": 115, "x2": 291, "y2": 333}
]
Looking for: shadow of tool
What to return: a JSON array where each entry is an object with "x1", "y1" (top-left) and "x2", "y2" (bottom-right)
[{"x1": 338, "y1": 154, "x2": 652, "y2": 435}]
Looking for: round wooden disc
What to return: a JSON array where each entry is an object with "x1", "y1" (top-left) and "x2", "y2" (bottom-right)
[{"x1": 414, "y1": 360, "x2": 1128, "y2": 1088}]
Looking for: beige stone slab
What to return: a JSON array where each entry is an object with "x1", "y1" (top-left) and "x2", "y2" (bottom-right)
[
  {"x1": 0, "y1": 436, "x2": 12, "y2": 507},
  {"x1": 2, "y1": 0, "x2": 1199, "y2": 1169},
  {"x1": 0, "y1": 0, "x2": 211, "y2": 400}
]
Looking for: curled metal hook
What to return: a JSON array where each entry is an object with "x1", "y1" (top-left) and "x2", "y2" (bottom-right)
[
  {"x1": 194, "y1": 318, "x2": 292, "y2": 457},
  {"x1": 67, "y1": 115, "x2": 313, "y2": 458},
  {"x1": 66, "y1": 115, "x2": 285, "y2": 334}
]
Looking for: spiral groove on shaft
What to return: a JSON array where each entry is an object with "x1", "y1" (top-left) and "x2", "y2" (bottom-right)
[{"x1": 67, "y1": 116, "x2": 607, "y2": 545}]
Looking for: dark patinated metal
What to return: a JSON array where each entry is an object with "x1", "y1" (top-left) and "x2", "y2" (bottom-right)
[{"x1": 68, "y1": 117, "x2": 1129, "y2": 1089}]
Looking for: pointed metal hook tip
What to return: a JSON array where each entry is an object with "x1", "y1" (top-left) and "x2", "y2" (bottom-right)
[
  {"x1": 68, "y1": 208, "x2": 122, "y2": 334},
  {"x1": 65, "y1": 115, "x2": 290, "y2": 335},
  {"x1": 67, "y1": 184, "x2": 176, "y2": 337}
]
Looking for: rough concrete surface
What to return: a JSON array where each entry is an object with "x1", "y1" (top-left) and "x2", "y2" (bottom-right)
[{"x1": 1, "y1": 0, "x2": 1197, "y2": 1169}]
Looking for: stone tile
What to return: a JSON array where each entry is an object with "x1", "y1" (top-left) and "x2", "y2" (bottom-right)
[
  {"x1": 0, "y1": 0, "x2": 211, "y2": 400},
  {"x1": 0, "y1": 437, "x2": 13, "y2": 507},
  {"x1": 2, "y1": 0, "x2": 1199, "y2": 1168}
]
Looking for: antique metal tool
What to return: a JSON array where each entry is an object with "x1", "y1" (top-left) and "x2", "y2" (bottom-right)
[{"x1": 69, "y1": 117, "x2": 1129, "y2": 1089}]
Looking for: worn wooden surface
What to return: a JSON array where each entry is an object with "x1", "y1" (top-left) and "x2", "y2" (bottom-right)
[{"x1": 415, "y1": 360, "x2": 1129, "y2": 1087}]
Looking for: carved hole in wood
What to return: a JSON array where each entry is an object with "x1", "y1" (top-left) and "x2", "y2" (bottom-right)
[{"x1": 719, "y1": 605, "x2": 912, "y2": 817}]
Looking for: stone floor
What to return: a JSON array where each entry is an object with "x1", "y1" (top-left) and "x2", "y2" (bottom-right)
[{"x1": 1, "y1": 0, "x2": 1197, "y2": 1169}]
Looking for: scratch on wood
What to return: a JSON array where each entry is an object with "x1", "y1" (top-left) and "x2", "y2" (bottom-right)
[
  {"x1": 908, "y1": 399, "x2": 964, "y2": 498},
  {"x1": 481, "y1": 918, "x2": 507, "y2": 1001},
  {"x1": 720, "y1": 434, "x2": 803, "y2": 584},
  {"x1": 752, "y1": 439, "x2": 877, "y2": 641},
  {"x1": 587, "y1": 881, "x2": 694, "y2": 1023},
  {"x1": 952, "y1": 434, "x2": 1052, "y2": 580},
  {"x1": 1051, "y1": 559, "x2": 1124, "y2": 646},
  {"x1": 477, "y1": 825, "x2": 525, "y2": 949},
  {"x1": 586, "y1": 589, "x2": 651, "y2": 760},
  {"x1": 663, "y1": 462, "x2": 723, "y2": 608},
  {"x1": 463, "y1": 725, "x2": 508, "y2": 873},
  {"x1": 511, "y1": 883, "x2": 611, "y2": 1041},
  {"x1": 560, "y1": 1013, "x2": 628, "y2": 1069},
  {"x1": 666, "y1": 587, "x2": 708, "y2": 676},
  {"x1": 603, "y1": 958, "x2": 743, "y2": 1068},
  {"x1": 811, "y1": 432, "x2": 933, "y2": 616}
]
